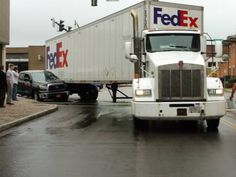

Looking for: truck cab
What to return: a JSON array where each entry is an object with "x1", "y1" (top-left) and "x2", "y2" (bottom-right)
[{"x1": 128, "y1": 29, "x2": 225, "y2": 129}]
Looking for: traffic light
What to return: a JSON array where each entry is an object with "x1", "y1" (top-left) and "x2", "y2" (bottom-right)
[
  {"x1": 67, "y1": 26, "x2": 72, "y2": 32},
  {"x1": 59, "y1": 20, "x2": 65, "y2": 32},
  {"x1": 91, "y1": 0, "x2": 97, "y2": 6}
]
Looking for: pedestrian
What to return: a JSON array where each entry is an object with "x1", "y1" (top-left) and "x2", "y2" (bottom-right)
[
  {"x1": 6, "y1": 64, "x2": 14, "y2": 105},
  {"x1": 0, "y1": 65, "x2": 7, "y2": 107},
  {"x1": 12, "y1": 67, "x2": 19, "y2": 101},
  {"x1": 230, "y1": 83, "x2": 236, "y2": 101}
]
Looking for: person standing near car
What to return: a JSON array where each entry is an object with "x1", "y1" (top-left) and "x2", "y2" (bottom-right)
[
  {"x1": 12, "y1": 67, "x2": 19, "y2": 101},
  {"x1": 6, "y1": 64, "x2": 14, "y2": 105},
  {"x1": 0, "y1": 65, "x2": 7, "y2": 107}
]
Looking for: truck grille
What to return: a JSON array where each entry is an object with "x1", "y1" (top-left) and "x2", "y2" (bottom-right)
[
  {"x1": 158, "y1": 64, "x2": 204, "y2": 101},
  {"x1": 48, "y1": 84, "x2": 65, "y2": 92}
]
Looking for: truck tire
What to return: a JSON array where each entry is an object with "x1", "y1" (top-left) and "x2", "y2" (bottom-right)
[
  {"x1": 207, "y1": 119, "x2": 220, "y2": 129},
  {"x1": 133, "y1": 116, "x2": 148, "y2": 130},
  {"x1": 79, "y1": 85, "x2": 98, "y2": 102},
  {"x1": 59, "y1": 95, "x2": 69, "y2": 102}
]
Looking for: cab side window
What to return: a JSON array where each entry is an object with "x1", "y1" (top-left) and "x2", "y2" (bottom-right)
[{"x1": 24, "y1": 74, "x2": 31, "y2": 82}]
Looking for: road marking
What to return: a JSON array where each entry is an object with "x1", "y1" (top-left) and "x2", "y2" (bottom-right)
[{"x1": 222, "y1": 118, "x2": 236, "y2": 130}]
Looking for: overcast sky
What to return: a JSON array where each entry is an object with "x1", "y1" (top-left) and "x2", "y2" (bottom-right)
[{"x1": 9, "y1": 0, "x2": 236, "y2": 47}]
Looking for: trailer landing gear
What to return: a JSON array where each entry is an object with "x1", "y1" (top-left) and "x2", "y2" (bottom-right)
[{"x1": 106, "y1": 83, "x2": 132, "y2": 103}]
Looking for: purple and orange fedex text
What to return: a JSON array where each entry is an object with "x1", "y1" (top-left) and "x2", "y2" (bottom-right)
[
  {"x1": 153, "y1": 7, "x2": 199, "y2": 28},
  {"x1": 47, "y1": 42, "x2": 69, "y2": 69}
]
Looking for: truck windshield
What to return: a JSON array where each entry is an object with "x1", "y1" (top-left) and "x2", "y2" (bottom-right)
[
  {"x1": 31, "y1": 71, "x2": 59, "y2": 82},
  {"x1": 146, "y1": 33, "x2": 200, "y2": 53}
]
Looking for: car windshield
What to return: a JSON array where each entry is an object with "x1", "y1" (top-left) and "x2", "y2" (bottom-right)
[
  {"x1": 146, "y1": 33, "x2": 200, "y2": 53},
  {"x1": 31, "y1": 71, "x2": 59, "y2": 82}
]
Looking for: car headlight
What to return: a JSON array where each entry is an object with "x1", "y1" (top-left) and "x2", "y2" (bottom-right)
[
  {"x1": 208, "y1": 89, "x2": 223, "y2": 96},
  {"x1": 39, "y1": 85, "x2": 48, "y2": 90},
  {"x1": 135, "y1": 89, "x2": 152, "y2": 97}
]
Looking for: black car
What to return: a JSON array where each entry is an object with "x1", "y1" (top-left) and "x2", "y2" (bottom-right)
[{"x1": 18, "y1": 70, "x2": 69, "y2": 101}]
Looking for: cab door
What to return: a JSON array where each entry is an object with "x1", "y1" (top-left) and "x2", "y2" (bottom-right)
[
  {"x1": 23, "y1": 73, "x2": 33, "y2": 96},
  {"x1": 17, "y1": 73, "x2": 25, "y2": 95}
]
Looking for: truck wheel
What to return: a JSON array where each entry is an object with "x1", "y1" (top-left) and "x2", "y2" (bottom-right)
[
  {"x1": 207, "y1": 119, "x2": 220, "y2": 129},
  {"x1": 133, "y1": 116, "x2": 148, "y2": 130},
  {"x1": 90, "y1": 86, "x2": 98, "y2": 100},
  {"x1": 60, "y1": 95, "x2": 69, "y2": 102},
  {"x1": 79, "y1": 85, "x2": 98, "y2": 102}
]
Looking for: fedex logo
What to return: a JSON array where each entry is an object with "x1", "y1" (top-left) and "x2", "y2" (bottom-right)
[
  {"x1": 47, "y1": 42, "x2": 68, "y2": 69},
  {"x1": 153, "y1": 7, "x2": 199, "y2": 28}
]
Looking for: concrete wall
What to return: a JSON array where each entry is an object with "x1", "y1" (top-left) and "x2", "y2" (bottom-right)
[
  {"x1": 6, "y1": 46, "x2": 46, "y2": 71},
  {"x1": 0, "y1": 0, "x2": 10, "y2": 66},
  {"x1": 6, "y1": 47, "x2": 29, "y2": 71},
  {"x1": 6, "y1": 47, "x2": 29, "y2": 54},
  {"x1": 0, "y1": 45, "x2": 2, "y2": 65},
  {"x1": 28, "y1": 46, "x2": 45, "y2": 70},
  {"x1": 0, "y1": 0, "x2": 10, "y2": 44},
  {"x1": 1, "y1": 46, "x2": 6, "y2": 69}
]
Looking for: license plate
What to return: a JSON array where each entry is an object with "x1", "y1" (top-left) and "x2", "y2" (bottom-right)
[
  {"x1": 177, "y1": 109, "x2": 187, "y2": 116},
  {"x1": 189, "y1": 106, "x2": 201, "y2": 113}
]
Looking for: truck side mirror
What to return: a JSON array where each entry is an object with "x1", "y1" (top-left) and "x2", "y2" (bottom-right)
[
  {"x1": 200, "y1": 35, "x2": 207, "y2": 60},
  {"x1": 125, "y1": 42, "x2": 138, "y2": 63},
  {"x1": 200, "y1": 35, "x2": 206, "y2": 54}
]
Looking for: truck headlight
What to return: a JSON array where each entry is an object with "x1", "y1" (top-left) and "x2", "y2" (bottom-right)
[
  {"x1": 208, "y1": 89, "x2": 223, "y2": 96},
  {"x1": 135, "y1": 89, "x2": 152, "y2": 97},
  {"x1": 39, "y1": 85, "x2": 48, "y2": 90}
]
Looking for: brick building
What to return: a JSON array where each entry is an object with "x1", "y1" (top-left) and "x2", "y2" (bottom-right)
[
  {"x1": 6, "y1": 46, "x2": 46, "y2": 72},
  {"x1": 0, "y1": 0, "x2": 10, "y2": 67},
  {"x1": 206, "y1": 44, "x2": 216, "y2": 67},
  {"x1": 218, "y1": 36, "x2": 236, "y2": 78}
]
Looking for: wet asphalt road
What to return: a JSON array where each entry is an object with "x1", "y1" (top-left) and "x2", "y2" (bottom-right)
[{"x1": 0, "y1": 88, "x2": 236, "y2": 177}]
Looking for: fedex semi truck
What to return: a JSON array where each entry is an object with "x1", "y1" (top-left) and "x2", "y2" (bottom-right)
[{"x1": 46, "y1": 0, "x2": 225, "y2": 129}]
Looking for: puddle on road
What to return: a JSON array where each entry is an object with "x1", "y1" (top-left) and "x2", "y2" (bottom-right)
[
  {"x1": 45, "y1": 127, "x2": 65, "y2": 135},
  {"x1": 70, "y1": 109, "x2": 98, "y2": 129},
  {"x1": 72, "y1": 117, "x2": 97, "y2": 129}
]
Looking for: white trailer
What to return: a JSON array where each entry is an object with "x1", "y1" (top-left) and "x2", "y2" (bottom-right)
[
  {"x1": 46, "y1": 0, "x2": 225, "y2": 129},
  {"x1": 46, "y1": 2, "x2": 146, "y2": 101}
]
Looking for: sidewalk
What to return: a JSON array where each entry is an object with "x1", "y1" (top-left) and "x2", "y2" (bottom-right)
[{"x1": 0, "y1": 97, "x2": 58, "y2": 132}]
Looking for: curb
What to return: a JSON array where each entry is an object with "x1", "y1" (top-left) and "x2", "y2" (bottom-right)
[{"x1": 0, "y1": 105, "x2": 58, "y2": 133}]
